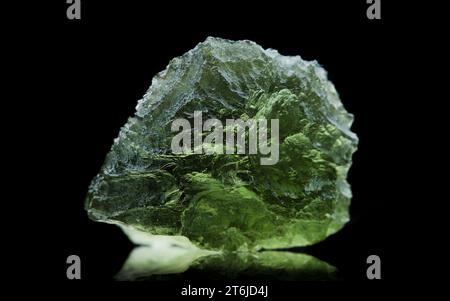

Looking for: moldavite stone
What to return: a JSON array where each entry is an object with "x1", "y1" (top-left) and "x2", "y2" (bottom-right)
[{"x1": 85, "y1": 37, "x2": 358, "y2": 252}]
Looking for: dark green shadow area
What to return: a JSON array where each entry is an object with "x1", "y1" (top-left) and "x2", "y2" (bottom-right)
[{"x1": 180, "y1": 251, "x2": 337, "y2": 281}]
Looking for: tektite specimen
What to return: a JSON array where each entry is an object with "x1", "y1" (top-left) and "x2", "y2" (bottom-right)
[{"x1": 85, "y1": 37, "x2": 358, "y2": 252}]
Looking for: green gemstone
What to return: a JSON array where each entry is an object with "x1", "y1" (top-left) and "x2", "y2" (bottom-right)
[{"x1": 85, "y1": 37, "x2": 358, "y2": 253}]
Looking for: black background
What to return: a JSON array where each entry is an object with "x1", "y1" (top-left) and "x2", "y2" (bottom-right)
[{"x1": 18, "y1": 0, "x2": 413, "y2": 296}]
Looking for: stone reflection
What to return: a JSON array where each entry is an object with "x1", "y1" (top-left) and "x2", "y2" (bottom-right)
[{"x1": 114, "y1": 222, "x2": 336, "y2": 281}]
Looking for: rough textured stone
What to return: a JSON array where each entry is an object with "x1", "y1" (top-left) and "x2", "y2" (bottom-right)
[{"x1": 85, "y1": 37, "x2": 358, "y2": 252}]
